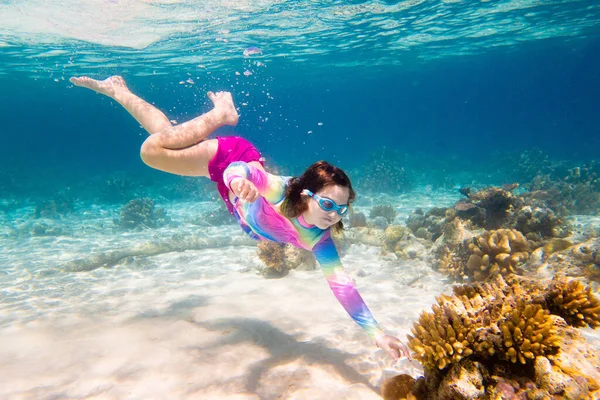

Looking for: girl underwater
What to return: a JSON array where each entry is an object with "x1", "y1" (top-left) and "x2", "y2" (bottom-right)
[{"x1": 70, "y1": 75, "x2": 411, "y2": 362}]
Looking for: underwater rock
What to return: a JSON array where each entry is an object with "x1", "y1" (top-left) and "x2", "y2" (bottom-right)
[
  {"x1": 398, "y1": 274, "x2": 600, "y2": 399},
  {"x1": 343, "y1": 227, "x2": 386, "y2": 247},
  {"x1": 116, "y1": 198, "x2": 170, "y2": 230},
  {"x1": 381, "y1": 225, "x2": 429, "y2": 261},
  {"x1": 528, "y1": 238, "x2": 600, "y2": 282},
  {"x1": 63, "y1": 234, "x2": 257, "y2": 272},
  {"x1": 436, "y1": 360, "x2": 485, "y2": 400}
]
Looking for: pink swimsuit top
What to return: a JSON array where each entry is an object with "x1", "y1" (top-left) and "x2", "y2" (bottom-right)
[{"x1": 223, "y1": 161, "x2": 384, "y2": 341}]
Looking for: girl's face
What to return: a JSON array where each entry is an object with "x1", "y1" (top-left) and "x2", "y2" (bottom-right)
[{"x1": 302, "y1": 185, "x2": 350, "y2": 229}]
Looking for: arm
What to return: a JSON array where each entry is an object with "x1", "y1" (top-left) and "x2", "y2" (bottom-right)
[
  {"x1": 312, "y1": 233, "x2": 384, "y2": 342},
  {"x1": 222, "y1": 161, "x2": 286, "y2": 204}
]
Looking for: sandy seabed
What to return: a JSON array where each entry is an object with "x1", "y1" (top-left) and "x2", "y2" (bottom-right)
[{"x1": 1, "y1": 194, "x2": 598, "y2": 399}]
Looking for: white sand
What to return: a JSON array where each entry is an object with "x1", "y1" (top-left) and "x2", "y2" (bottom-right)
[{"x1": 0, "y1": 195, "x2": 598, "y2": 399}]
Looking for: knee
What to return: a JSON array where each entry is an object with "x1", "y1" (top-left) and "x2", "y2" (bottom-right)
[{"x1": 140, "y1": 140, "x2": 159, "y2": 166}]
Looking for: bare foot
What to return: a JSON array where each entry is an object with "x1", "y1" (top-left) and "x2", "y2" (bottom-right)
[
  {"x1": 69, "y1": 75, "x2": 129, "y2": 97},
  {"x1": 207, "y1": 91, "x2": 239, "y2": 126}
]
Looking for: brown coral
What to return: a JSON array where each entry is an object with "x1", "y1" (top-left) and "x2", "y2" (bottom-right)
[
  {"x1": 547, "y1": 278, "x2": 600, "y2": 329},
  {"x1": 403, "y1": 274, "x2": 600, "y2": 399},
  {"x1": 256, "y1": 241, "x2": 315, "y2": 278},
  {"x1": 499, "y1": 302, "x2": 561, "y2": 364},
  {"x1": 257, "y1": 241, "x2": 287, "y2": 277},
  {"x1": 466, "y1": 229, "x2": 530, "y2": 281},
  {"x1": 407, "y1": 275, "x2": 598, "y2": 372}
]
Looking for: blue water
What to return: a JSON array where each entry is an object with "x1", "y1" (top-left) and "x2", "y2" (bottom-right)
[
  {"x1": 1, "y1": 2, "x2": 600, "y2": 397},
  {"x1": 1, "y1": 1, "x2": 599, "y2": 201}
]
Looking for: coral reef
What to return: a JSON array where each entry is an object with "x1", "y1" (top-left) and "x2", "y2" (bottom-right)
[
  {"x1": 115, "y1": 198, "x2": 170, "y2": 230},
  {"x1": 388, "y1": 275, "x2": 600, "y2": 400},
  {"x1": 342, "y1": 227, "x2": 386, "y2": 247},
  {"x1": 381, "y1": 225, "x2": 429, "y2": 261},
  {"x1": 348, "y1": 211, "x2": 367, "y2": 228},
  {"x1": 256, "y1": 241, "x2": 315, "y2": 278},
  {"x1": 454, "y1": 185, "x2": 570, "y2": 239},
  {"x1": 516, "y1": 148, "x2": 553, "y2": 181},
  {"x1": 528, "y1": 238, "x2": 600, "y2": 283},
  {"x1": 547, "y1": 277, "x2": 600, "y2": 328},
  {"x1": 34, "y1": 192, "x2": 74, "y2": 219},
  {"x1": 527, "y1": 160, "x2": 600, "y2": 216},
  {"x1": 465, "y1": 229, "x2": 531, "y2": 281},
  {"x1": 406, "y1": 207, "x2": 448, "y2": 241},
  {"x1": 370, "y1": 205, "x2": 398, "y2": 225}
]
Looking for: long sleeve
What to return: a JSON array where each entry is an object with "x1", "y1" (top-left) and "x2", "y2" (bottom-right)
[
  {"x1": 312, "y1": 233, "x2": 384, "y2": 341},
  {"x1": 223, "y1": 161, "x2": 287, "y2": 205}
]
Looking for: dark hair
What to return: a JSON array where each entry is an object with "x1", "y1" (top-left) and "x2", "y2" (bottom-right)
[{"x1": 280, "y1": 161, "x2": 355, "y2": 233}]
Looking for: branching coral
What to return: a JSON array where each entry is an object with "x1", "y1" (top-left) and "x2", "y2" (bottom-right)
[
  {"x1": 466, "y1": 229, "x2": 530, "y2": 281},
  {"x1": 499, "y1": 302, "x2": 561, "y2": 364},
  {"x1": 547, "y1": 278, "x2": 600, "y2": 329},
  {"x1": 401, "y1": 275, "x2": 600, "y2": 400},
  {"x1": 407, "y1": 275, "x2": 596, "y2": 372}
]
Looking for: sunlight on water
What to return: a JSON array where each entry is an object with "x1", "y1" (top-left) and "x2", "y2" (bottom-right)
[{"x1": 0, "y1": 0, "x2": 598, "y2": 77}]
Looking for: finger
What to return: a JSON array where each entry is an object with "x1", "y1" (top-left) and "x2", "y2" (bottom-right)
[
  {"x1": 240, "y1": 186, "x2": 250, "y2": 199},
  {"x1": 391, "y1": 342, "x2": 411, "y2": 361}
]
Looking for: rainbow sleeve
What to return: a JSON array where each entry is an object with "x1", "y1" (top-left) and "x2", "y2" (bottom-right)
[
  {"x1": 312, "y1": 233, "x2": 384, "y2": 341},
  {"x1": 223, "y1": 162, "x2": 286, "y2": 204}
]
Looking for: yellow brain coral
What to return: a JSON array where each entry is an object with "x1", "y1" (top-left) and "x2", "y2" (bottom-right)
[{"x1": 466, "y1": 229, "x2": 530, "y2": 281}]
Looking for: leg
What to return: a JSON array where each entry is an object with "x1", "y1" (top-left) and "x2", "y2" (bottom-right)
[
  {"x1": 70, "y1": 76, "x2": 172, "y2": 135},
  {"x1": 70, "y1": 76, "x2": 239, "y2": 177}
]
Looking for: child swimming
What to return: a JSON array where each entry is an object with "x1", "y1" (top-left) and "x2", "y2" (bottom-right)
[{"x1": 70, "y1": 76, "x2": 411, "y2": 362}]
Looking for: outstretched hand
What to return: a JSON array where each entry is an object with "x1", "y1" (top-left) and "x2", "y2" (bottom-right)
[
  {"x1": 376, "y1": 334, "x2": 412, "y2": 362},
  {"x1": 230, "y1": 178, "x2": 260, "y2": 203}
]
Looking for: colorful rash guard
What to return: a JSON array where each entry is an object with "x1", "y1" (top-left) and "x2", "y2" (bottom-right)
[{"x1": 223, "y1": 161, "x2": 384, "y2": 341}]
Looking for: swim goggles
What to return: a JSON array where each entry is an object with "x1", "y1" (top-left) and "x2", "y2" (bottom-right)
[{"x1": 302, "y1": 189, "x2": 349, "y2": 216}]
